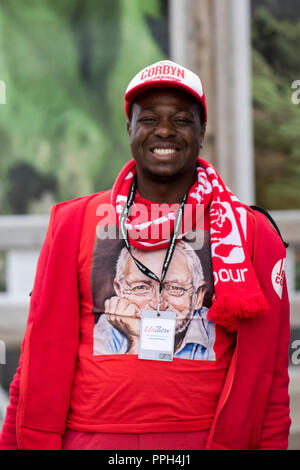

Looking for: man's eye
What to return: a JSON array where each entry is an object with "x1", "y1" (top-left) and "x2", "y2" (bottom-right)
[
  {"x1": 164, "y1": 285, "x2": 186, "y2": 296},
  {"x1": 174, "y1": 118, "x2": 192, "y2": 125},
  {"x1": 139, "y1": 117, "x2": 156, "y2": 124},
  {"x1": 131, "y1": 284, "x2": 152, "y2": 294}
]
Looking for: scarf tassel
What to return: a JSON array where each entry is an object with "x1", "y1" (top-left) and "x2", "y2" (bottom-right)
[{"x1": 207, "y1": 293, "x2": 270, "y2": 332}]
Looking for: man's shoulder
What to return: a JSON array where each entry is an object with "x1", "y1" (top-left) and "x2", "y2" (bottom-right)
[
  {"x1": 47, "y1": 190, "x2": 112, "y2": 238},
  {"x1": 53, "y1": 190, "x2": 112, "y2": 217},
  {"x1": 231, "y1": 203, "x2": 287, "y2": 262},
  {"x1": 248, "y1": 204, "x2": 288, "y2": 250}
]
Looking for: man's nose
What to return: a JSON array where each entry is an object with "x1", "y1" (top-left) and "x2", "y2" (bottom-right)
[
  {"x1": 154, "y1": 119, "x2": 176, "y2": 139},
  {"x1": 149, "y1": 290, "x2": 168, "y2": 311}
]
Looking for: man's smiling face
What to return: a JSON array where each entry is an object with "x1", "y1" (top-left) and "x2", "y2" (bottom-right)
[{"x1": 127, "y1": 87, "x2": 205, "y2": 184}]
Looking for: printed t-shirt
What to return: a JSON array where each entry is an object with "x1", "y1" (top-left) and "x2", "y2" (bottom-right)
[{"x1": 65, "y1": 191, "x2": 237, "y2": 434}]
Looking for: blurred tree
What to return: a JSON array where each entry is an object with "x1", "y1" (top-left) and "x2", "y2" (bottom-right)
[
  {"x1": 7, "y1": 162, "x2": 57, "y2": 214},
  {"x1": 252, "y1": 7, "x2": 300, "y2": 209},
  {"x1": 252, "y1": 7, "x2": 300, "y2": 81},
  {"x1": 70, "y1": 0, "x2": 121, "y2": 123},
  {"x1": 0, "y1": 0, "x2": 165, "y2": 214},
  {"x1": 146, "y1": 0, "x2": 169, "y2": 56},
  {"x1": 252, "y1": 0, "x2": 300, "y2": 21}
]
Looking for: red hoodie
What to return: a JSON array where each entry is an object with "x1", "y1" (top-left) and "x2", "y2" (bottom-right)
[{"x1": 0, "y1": 191, "x2": 291, "y2": 450}]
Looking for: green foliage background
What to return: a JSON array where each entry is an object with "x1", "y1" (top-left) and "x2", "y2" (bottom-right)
[
  {"x1": 0, "y1": 0, "x2": 299, "y2": 213},
  {"x1": 252, "y1": 6, "x2": 300, "y2": 209},
  {"x1": 0, "y1": 0, "x2": 164, "y2": 214}
]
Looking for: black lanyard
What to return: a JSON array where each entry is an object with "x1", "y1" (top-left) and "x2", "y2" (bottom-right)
[{"x1": 119, "y1": 176, "x2": 187, "y2": 311}]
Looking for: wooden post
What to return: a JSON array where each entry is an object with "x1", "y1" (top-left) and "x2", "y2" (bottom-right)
[
  {"x1": 192, "y1": 0, "x2": 217, "y2": 167},
  {"x1": 169, "y1": 0, "x2": 255, "y2": 204}
]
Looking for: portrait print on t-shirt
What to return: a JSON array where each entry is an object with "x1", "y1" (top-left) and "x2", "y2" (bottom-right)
[{"x1": 91, "y1": 229, "x2": 216, "y2": 360}]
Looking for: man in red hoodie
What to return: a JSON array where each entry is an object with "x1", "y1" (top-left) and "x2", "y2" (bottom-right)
[{"x1": 0, "y1": 60, "x2": 291, "y2": 450}]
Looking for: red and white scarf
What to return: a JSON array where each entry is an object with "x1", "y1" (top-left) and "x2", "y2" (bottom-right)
[{"x1": 111, "y1": 158, "x2": 269, "y2": 331}]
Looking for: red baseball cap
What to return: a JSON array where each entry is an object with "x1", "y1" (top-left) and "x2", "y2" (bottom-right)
[{"x1": 124, "y1": 60, "x2": 207, "y2": 123}]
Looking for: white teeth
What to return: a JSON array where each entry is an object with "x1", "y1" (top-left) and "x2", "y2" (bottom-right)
[{"x1": 153, "y1": 148, "x2": 176, "y2": 155}]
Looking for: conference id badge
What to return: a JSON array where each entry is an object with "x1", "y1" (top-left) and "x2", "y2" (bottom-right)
[{"x1": 138, "y1": 310, "x2": 176, "y2": 362}]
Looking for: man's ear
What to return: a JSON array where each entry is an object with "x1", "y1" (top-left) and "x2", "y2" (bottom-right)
[
  {"x1": 114, "y1": 279, "x2": 121, "y2": 296},
  {"x1": 194, "y1": 282, "x2": 207, "y2": 310},
  {"x1": 199, "y1": 123, "x2": 206, "y2": 149},
  {"x1": 127, "y1": 120, "x2": 131, "y2": 137}
]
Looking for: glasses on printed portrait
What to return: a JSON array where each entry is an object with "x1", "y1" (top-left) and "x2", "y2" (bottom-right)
[
  {"x1": 120, "y1": 280, "x2": 197, "y2": 315},
  {"x1": 124, "y1": 280, "x2": 194, "y2": 299}
]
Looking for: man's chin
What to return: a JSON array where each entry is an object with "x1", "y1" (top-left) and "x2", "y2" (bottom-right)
[{"x1": 143, "y1": 160, "x2": 186, "y2": 181}]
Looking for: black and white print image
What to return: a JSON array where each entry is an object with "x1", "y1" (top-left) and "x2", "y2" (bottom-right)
[{"x1": 92, "y1": 230, "x2": 216, "y2": 360}]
